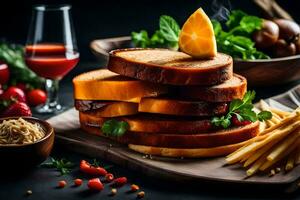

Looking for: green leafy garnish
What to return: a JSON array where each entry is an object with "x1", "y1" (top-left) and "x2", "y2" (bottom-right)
[
  {"x1": 0, "y1": 42, "x2": 44, "y2": 88},
  {"x1": 212, "y1": 10, "x2": 269, "y2": 60},
  {"x1": 211, "y1": 91, "x2": 272, "y2": 128},
  {"x1": 159, "y1": 15, "x2": 180, "y2": 42},
  {"x1": 101, "y1": 119, "x2": 129, "y2": 137},
  {"x1": 41, "y1": 157, "x2": 74, "y2": 175},
  {"x1": 92, "y1": 159, "x2": 113, "y2": 170},
  {"x1": 131, "y1": 15, "x2": 179, "y2": 50}
]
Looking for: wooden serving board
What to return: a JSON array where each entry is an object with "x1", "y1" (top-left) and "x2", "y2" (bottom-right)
[{"x1": 47, "y1": 85, "x2": 300, "y2": 191}]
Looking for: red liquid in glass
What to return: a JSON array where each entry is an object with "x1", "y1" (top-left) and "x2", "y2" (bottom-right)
[{"x1": 25, "y1": 44, "x2": 79, "y2": 79}]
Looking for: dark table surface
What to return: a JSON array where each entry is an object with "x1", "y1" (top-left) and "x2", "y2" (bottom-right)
[{"x1": 1, "y1": 61, "x2": 300, "y2": 200}]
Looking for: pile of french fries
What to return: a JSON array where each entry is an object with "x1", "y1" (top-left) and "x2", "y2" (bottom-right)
[{"x1": 226, "y1": 100, "x2": 300, "y2": 177}]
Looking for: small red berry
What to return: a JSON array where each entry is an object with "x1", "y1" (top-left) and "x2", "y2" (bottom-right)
[
  {"x1": 131, "y1": 184, "x2": 139, "y2": 192},
  {"x1": 74, "y1": 179, "x2": 83, "y2": 186},
  {"x1": 112, "y1": 177, "x2": 127, "y2": 187},
  {"x1": 58, "y1": 180, "x2": 67, "y2": 188}
]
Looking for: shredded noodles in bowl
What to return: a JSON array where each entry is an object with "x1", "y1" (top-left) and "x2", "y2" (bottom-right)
[{"x1": 0, "y1": 118, "x2": 45, "y2": 145}]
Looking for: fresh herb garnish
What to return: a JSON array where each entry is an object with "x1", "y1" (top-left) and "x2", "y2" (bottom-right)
[
  {"x1": 131, "y1": 15, "x2": 179, "y2": 50},
  {"x1": 212, "y1": 10, "x2": 269, "y2": 60},
  {"x1": 41, "y1": 157, "x2": 74, "y2": 175},
  {"x1": 91, "y1": 159, "x2": 113, "y2": 170},
  {"x1": 101, "y1": 119, "x2": 129, "y2": 137},
  {"x1": 211, "y1": 91, "x2": 272, "y2": 128},
  {"x1": 0, "y1": 42, "x2": 44, "y2": 88}
]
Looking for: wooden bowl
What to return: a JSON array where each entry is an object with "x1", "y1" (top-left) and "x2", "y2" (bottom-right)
[
  {"x1": 0, "y1": 117, "x2": 54, "y2": 169},
  {"x1": 90, "y1": 36, "x2": 300, "y2": 87}
]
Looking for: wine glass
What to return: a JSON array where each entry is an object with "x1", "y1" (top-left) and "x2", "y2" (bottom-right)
[{"x1": 25, "y1": 4, "x2": 79, "y2": 114}]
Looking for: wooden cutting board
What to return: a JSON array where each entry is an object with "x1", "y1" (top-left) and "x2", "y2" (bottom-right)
[{"x1": 48, "y1": 85, "x2": 300, "y2": 191}]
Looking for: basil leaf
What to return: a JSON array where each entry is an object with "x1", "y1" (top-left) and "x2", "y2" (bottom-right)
[
  {"x1": 258, "y1": 111, "x2": 273, "y2": 121},
  {"x1": 102, "y1": 119, "x2": 129, "y2": 137},
  {"x1": 131, "y1": 30, "x2": 151, "y2": 48},
  {"x1": 159, "y1": 15, "x2": 180, "y2": 42}
]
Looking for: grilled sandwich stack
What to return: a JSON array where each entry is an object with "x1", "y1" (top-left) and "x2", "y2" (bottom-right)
[{"x1": 73, "y1": 48, "x2": 259, "y2": 157}]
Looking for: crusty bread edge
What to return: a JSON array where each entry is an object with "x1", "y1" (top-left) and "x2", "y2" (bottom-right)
[
  {"x1": 108, "y1": 48, "x2": 233, "y2": 86},
  {"x1": 179, "y1": 74, "x2": 247, "y2": 102}
]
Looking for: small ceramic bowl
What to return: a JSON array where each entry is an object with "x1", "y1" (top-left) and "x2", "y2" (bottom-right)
[
  {"x1": 90, "y1": 36, "x2": 300, "y2": 87},
  {"x1": 0, "y1": 117, "x2": 54, "y2": 169}
]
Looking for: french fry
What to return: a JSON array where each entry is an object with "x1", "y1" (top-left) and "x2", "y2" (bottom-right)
[
  {"x1": 285, "y1": 151, "x2": 296, "y2": 171},
  {"x1": 267, "y1": 130, "x2": 300, "y2": 161},
  {"x1": 259, "y1": 121, "x2": 267, "y2": 133},
  {"x1": 259, "y1": 111, "x2": 300, "y2": 135},
  {"x1": 240, "y1": 153, "x2": 251, "y2": 163},
  {"x1": 243, "y1": 137, "x2": 281, "y2": 167},
  {"x1": 269, "y1": 108, "x2": 290, "y2": 118},
  {"x1": 226, "y1": 134, "x2": 269, "y2": 159},
  {"x1": 266, "y1": 120, "x2": 276, "y2": 127},
  {"x1": 259, "y1": 140, "x2": 300, "y2": 171},
  {"x1": 246, "y1": 153, "x2": 267, "y2": 177},
  {"x1": 259, "y1": 100, "x2": 282, "y2": 120},
  {"x1": 226, "y1": 121, "x2": 300, "y2": 164},
  {"x1": 270, "y1": 116, "x2": 281, "y2": 124}
]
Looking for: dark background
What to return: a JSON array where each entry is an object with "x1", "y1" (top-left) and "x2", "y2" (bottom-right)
[
  {"x1": 1, "y1": 0, "x2": 300, "y2": 62},
  {"x1": 1, "y1": 1, "x2": 300, "y2": 199}
]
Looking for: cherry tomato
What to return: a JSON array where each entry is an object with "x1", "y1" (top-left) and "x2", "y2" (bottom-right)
[{"x1": 26, "y1": 89, "x2": 47, "y2": 106}]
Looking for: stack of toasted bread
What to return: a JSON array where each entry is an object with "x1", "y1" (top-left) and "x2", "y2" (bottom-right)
[{"x1": 73, "y1": 48, "x2": 259, "y2": 158}]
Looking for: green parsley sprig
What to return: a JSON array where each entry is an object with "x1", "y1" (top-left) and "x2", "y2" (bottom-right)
[
  {"x1": 211, "y1": 91, "x2": 272, "y2": 128},
  {"x1": 131, "y1": 15, "x2": 180, "y2": 50},
  {"x1": 101, "y1": 119, "x2": 129, "y2": 137},
  {"x1": 41, "y1": 157, "x2": 74, "y2": 176}
]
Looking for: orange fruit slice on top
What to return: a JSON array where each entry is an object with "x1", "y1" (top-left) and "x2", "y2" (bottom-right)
[{"x1": 179, "y1": 8, "x2": 217, "y2": 58}]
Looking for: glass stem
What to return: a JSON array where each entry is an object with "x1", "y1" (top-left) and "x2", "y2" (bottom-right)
[{"x1": 45, "y1": 79, "x2": 59, "y2": 108}]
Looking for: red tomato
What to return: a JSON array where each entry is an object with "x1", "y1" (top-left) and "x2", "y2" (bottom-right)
[
  {"x1": 58, "y1": 180, "x2": 67, "y2": 188},
  {"x1": 0, "y1": 63, "x2": 9, "y2": 85},
  {"x1": 80, "y1": 160, "x2": 107, "y2": 176},
  {"x1": 0, "y1": 86, "x2": 26, "y2": 102},
  {"x1": 87, "y1": 178, "x2": 103, "y2": 191},
  {"x1": 26, "y1": 89, "x2": 47, "y2": 106}
]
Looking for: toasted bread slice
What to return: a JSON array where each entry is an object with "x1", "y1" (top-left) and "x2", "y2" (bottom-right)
[
  {"x1": 79, "y1": 112, "x2": 212, "y2": 134},
  {"x1": 73, "y1": 69, "x2": 168, "y2": 103},
  {"x1": 128, "y1": 141, "x2": 247, "y2": 158},
  {"x1": 138, "y1": 97, "x2": 228, "y2": 117},
  {"x1": 108, "y1": 48, "x2": 233, "y2": 86},
  {"x1": 179, "y1": 74, "x2": 247, "y2": 102},
  {"x1": 75, "y1": 100, "x2": 138, "y2": 117},
  {"x1": 79, "y1": 112, "x2": 259, "y2": 148}
]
